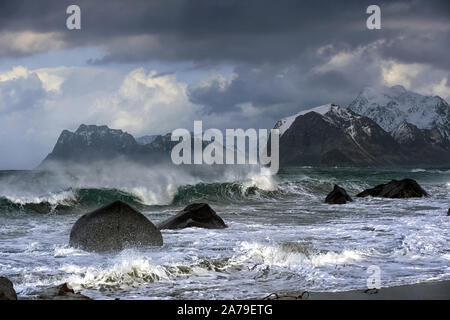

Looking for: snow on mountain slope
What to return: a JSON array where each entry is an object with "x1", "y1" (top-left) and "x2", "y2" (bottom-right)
[
  {"x1": 391, "y1": 120, "x2": 449, "y2": 147},
  {"x1": 276, "y1": 104, "x2": 404, "y2": 166},
  {"x1": 274, "y1": 103, "x2": 338, "y2": 135},
  {"x1": 348, "y1": 85, "x2": 450, "y2": 139}
]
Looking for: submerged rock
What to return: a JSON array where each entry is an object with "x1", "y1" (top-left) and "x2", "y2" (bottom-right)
[
  {"x1": 0, "y1": 277, "x2": 17, "y2": 300},
  {"x1": 70, "y1": 200, "x2": 163, "y2": 252},
  {"x1": 37, "y1": 283, "x2": 92, "y2": 300},
  {"x1": 158, "y1": 203, "x2": 227, "y2": 230},
  {"x1": 325, "y1": 185, "x2": 353, "y2": 204},
  {"x1": 357, "y1": 178, "x2": 428, "y2": 198}
]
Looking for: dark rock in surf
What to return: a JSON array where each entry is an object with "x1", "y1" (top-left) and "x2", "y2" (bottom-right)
[
  {"x1": 158, "y1": 203, "x2": 227, "y2": 230},
  {"x1": 37, "y1": 283, "x2": 92, "y2": 300},
  {"x1": 69, "y1": 200, "x2": 163, "y2": 252},
  {"x1": 447, "y1": 208, "x2": 450, "y2": 216},
  {"x1": 356, "y1": 178, "x2": 428, "y2": 198},
  {"x1": 325, "y1": 185, "x2": 353, "y2": 204},
  {"x1": 0, "y1": 277, "x2": 17, "y2": 300}
]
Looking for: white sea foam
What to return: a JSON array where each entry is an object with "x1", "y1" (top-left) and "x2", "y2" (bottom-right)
[
  {"x1": 61, "y1": 254, "x2": 210, "y2": 290},
  {"x1": 231, "y1": 242, "x2": 365, "y2": 269},
  {"x1": 4, "y1": 190, "x2": 76, "y2": 206},
  {"x1": 241, "y1": 170, "x2": 278, "y2": 192},
  {"x1": 53, "y1": 245, "x2": 87, "y2": 258}
]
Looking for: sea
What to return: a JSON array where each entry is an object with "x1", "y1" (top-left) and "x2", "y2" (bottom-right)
[{"x1": 0, "y1": 165, "x2": 449, "y2": 299}]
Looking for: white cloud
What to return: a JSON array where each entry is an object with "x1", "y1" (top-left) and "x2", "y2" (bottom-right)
[
  {"x1": 416, "y1": 77, "x2": 450, "y2": 101},
  {"x1": 314, "y1": 41, "x2": 450, "y2": 102},
  {"x1": 91, "y1": 68, "x2": 204, "y2": 135},
  {"x1": 0, "y1": 66, "x2": 208, "y2": 168},
  {"x1": 315, "y1": 40, "x2": 385, "y2": 74},
  {"x1": 381, "y1": 60, "x2": 450, "y2": 101},
  {"x1": 0, "y1": 66, "x2": 29, "y2": 81},
  {"x1": 0, "y1": 68, "x2": 46, "y2": 114},
  {"x1": 33, "y1": 69, "x2": 65, "y2": 92},
  {"x1": 381, "y1": 60, "x2": 424, "y2": 89},
  {"x1": 0, "y1": 65, "x2": 65, "y2": 93},
  {"x1": 0, "y1": 31, "x2": 66, "y2": 57}
]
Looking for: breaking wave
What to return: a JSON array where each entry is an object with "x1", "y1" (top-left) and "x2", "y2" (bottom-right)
[
  {"x1": 61, "y1": 253, "x2": 230, "y2": 291},
  {"x1": 410, "y1": 168, "x2": 450, "y2": 174},
  {"x1": 9, "y1": 165, "x2": 447, "y2": 214},
  {"x1": 0, "y1": 168, "x2": 382, "y2": 214},
  {"x1": 0, "y1": 188, "x2": 144, "y2": 214},
  {"x1": 0, "y1": 172, "x2": 281, "y2": 213},
  {"x1": 231, "y1": 241, "x2": 365, "y2": 269},
  {"x1": 59, "y1": 242, "x2": 366, "y2": 292},
  {"x1": 172, "y1": 181, "x2": 278, "y2": 204}
]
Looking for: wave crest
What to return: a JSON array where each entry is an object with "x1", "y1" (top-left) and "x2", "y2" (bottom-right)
[{"x1": 231, "y1": 241, "x2": 365, "y2": 269}]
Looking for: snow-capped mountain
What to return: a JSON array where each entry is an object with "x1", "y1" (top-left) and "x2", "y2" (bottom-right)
[
  {"x1": 274, "y1": 104, "x2": 337, "y2": 136},
  {"x1": 390, "y1": 121, "x2": 450, "y2": 164},
  {"x1": 277, "y1": 104, "x2": 404, "y2": 166},
  {"x1": 348, "y1": 85, "x2": 450, "y2": 139}
]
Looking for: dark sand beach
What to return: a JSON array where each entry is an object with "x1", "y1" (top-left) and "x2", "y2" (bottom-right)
[{"x1": 279, "y1": 280, "x2": 450, "y2": 300}]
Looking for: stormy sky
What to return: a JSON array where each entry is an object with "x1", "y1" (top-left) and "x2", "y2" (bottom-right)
[{"x1": 0, "y1": 0, "x2": 449, "y2": 169}]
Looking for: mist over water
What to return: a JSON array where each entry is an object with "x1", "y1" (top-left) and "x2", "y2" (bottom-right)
[{"x1": 0, "y1": 164, "x2": 449, "y2": 299}]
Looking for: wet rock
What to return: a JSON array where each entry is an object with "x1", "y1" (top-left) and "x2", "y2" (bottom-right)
[
  {"x1": 356, "y1": 178, "x2": 428, "y2": 198},
  {"x1": 158, "y1": 203, "x2": 227, "y2": 230},
  {"x1": 37, "y1": 283, "x2": 92, "y2": 300},
  {"x1": 0, "y1": 277, "x2": 17, "y2": 300},
  {"x1": 447, "y1": 208, "x2": 450, "y2": 216},
  {"x1": 70, "y1": 200, "x2": 163, "y2": 252},
  {"x1": 325, "y1": 185, "x2": 353, "y2": 204}
]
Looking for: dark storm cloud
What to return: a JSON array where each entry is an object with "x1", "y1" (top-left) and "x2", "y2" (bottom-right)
[
  {"x1": 0, "y1": 0, "x2": 447, "y2": 65},
  {"x1": 187, "y1": 58, "x2": 377, "y2": 117},
  {"x1": 0, "y1": 0, "x2": 449, "y2": 125}
]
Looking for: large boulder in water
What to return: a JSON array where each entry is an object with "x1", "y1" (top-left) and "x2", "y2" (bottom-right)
[
  {"x1": 0, "y1": 277, "x2": 17, "y2": 300},
  {"x1": 158, "y1": 203, "x2": 227, "y2": 230},
  {"x1": 357, "y1": 178, "x2": 428, "y2": 198},
  {"x1": 325, "y1": 185, "x2": 353, "y2": 204},
  {"x1": 69, "y1": 200, "x2": 163, "y2": 252}
]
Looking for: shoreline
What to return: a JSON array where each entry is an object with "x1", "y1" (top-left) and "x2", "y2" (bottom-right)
[{"x1": 276, "y1": 280, "x2": 450, "y2": 300}]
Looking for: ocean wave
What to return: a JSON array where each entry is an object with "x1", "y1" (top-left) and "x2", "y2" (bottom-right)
[
  {"x1": 0, "y1": 167, "x2": 381, "y2": 213},
  {"x1": 0, "y1": 173, "x2": 368, "y2": 213},
  {"x1": 62, "y1": 259, "x2": 179, "y2": 289},
  {"x1": 0, "y1": 191, "x2": 77, "y2": 214},
  {"x1": 0, "y1": 179, "x2": 279, "y2": 214},
  {"x1": 410, "y1": 168, "x2": 426, "y2": 173},
  {"x1": 172, "y1": 182, "x2": 278, "y2": 205},
  {"x1": 0, "y1": 166, "x2": 283, "y2": 212},
  {"x1": 410, "y1": 168, "x2": 450, "y2": 174},
  {"x1": 58, "y1": 242, "x2": 365, "y2": 291},
  {"x1": 0, "y1": 188, "x2": 144, "y2": 214},
  {"x1": 231, "y1": 241, "x2": 365, "y2": 269},
  {"x1": 60, "y1": 254, "x2": 227, "y2": 290}
]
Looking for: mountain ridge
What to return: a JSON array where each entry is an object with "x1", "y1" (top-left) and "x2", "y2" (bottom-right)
[
  {"x1": 40, "y1": 86, "x2": 450, "y2": 168},
  {"x1": 348, "y1": 85, "x2": 450, "y2": 139},
  {"x1": 277, "y1": 104, "x2": 406, "y2": 167}
]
